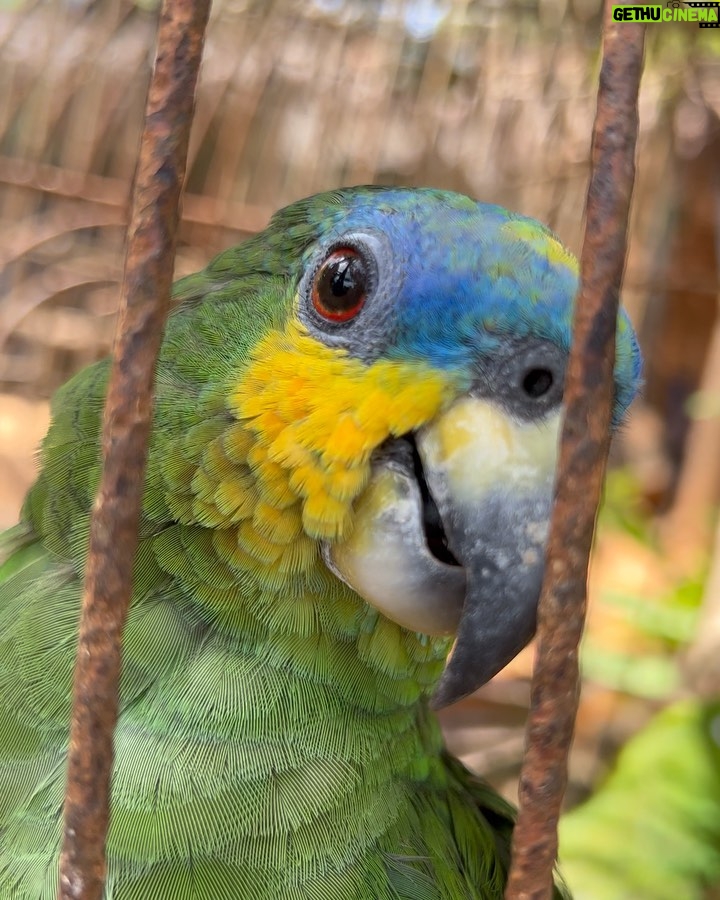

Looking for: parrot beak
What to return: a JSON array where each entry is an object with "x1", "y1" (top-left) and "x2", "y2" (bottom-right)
[
  {"x1": 324, "y1": 395, "x2": 561, "y2": 709},
  {"x1": 417, "y1": 397, "x2": 561, "y2": 709},
  {"x1": 324, "y1": 440, "x2": 467, "y2": 636}
]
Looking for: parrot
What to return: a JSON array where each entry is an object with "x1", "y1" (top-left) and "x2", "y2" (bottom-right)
[{"x1": 0, "y1": 186, "x2": 641, "y2": 899}]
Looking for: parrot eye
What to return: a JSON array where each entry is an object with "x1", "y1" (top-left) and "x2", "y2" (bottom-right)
[
  {"x1": 311, "y1": 248, "x2": 369, "y2": 322},
  {"x1": 299, "y1": 230, "x2": 393, "y2": 355}
]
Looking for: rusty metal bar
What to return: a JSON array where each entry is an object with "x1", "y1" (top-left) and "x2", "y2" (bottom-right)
[
  {"x1": 505, "y1": 6, "x2": 645, "y2": 899},
  {"x1": 57, "y1": 0, "x2": 211, "y2": 897}
]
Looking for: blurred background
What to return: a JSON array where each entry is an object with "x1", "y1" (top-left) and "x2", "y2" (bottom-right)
[{"x1": 0, "y1": 0, "x2": 719, "y2": 896}]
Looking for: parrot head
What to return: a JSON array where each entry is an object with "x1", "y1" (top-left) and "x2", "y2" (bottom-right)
[{"x1": 173, "y1": 186, "x2": 641, "y2": 709}]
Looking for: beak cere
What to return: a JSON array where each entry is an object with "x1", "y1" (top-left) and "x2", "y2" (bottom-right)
[{"x1": 417, "y1": 397, "x2": 561, "y2": 708}]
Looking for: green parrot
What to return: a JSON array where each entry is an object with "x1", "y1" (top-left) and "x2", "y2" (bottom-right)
[{"x1": 0, "y1": 186, "x2": 640, "y2": 899}]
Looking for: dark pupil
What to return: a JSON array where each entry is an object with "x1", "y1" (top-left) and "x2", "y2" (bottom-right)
[
  {"x1": 319, "y1": 255, "x2": 364, "y2": 311},
  {"x1": 522, "y1": 367, "x2": 554, "y2": 398}
]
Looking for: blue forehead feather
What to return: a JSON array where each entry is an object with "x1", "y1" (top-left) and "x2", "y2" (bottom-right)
[{"x1": 300, "y1": 187, "x2": 642, "y2": 424}]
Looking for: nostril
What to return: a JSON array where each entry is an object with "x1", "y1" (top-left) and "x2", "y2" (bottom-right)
[{"x1": 522, "y1": 367, "x2": 553, "y2": 399}]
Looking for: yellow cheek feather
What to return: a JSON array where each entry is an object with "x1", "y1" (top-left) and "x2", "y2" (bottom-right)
[
  {"x1": 235, "y1": 322, "x2": 448, "y2": 537},
  {"x1": 185, "y1": 319, "x2": 451, "y2": 583}
]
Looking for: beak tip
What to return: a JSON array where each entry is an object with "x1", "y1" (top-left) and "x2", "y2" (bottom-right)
[
  {"x1": 429, "y1": 688, "x2": 460, "y2": 711},
  {"x1": 429, "y1": 667, "x2": 475, "y2": 710},
  {"x1": 428, "y1": 591, "x2": 539, "y2": 709}
]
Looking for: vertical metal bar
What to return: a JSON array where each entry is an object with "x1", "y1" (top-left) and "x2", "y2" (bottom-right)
[
  {"x1": 58, "y1": 1, "x2": 211, "y2": 897},
  {"x1": 505, "y1": 5, "x2": 646, "y2": 898}
]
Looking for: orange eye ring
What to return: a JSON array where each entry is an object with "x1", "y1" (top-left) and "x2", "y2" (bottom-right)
[{"x1": 311, "y1": 248, "x2": 368, "y2": 322}]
